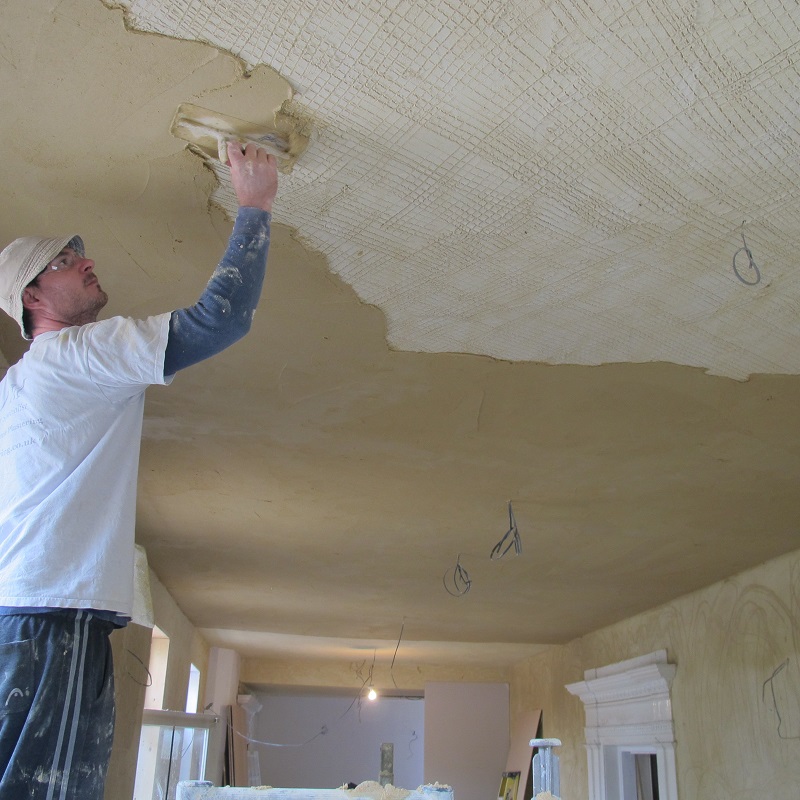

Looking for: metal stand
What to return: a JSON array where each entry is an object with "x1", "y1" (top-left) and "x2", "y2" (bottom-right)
[{"x1": 530, "y1": 738, "x2": 562, "y2": 798}]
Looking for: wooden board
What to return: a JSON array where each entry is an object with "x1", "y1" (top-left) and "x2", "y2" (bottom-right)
[{"x1": 230, "y1": 704, "x2": 249, "y2": 787}]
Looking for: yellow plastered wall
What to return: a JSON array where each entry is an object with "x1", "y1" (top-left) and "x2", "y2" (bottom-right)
[
  {"x1": 241, "y1": 657, "x2": 510, "y2": 690},
  {"x1": 510, "y1": 547, "x2": 800, "y2": 799},
  {"x1": 106, "y1": 568, "x2": 211, "y2": 800},
  {"x1": 147, "y1": 569, "x2": 210, "y2": 712}
]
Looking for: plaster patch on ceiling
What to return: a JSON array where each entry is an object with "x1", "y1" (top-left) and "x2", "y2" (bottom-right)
[{"x1": 111, "y1": 0, "x2": 800, "y2": 380}]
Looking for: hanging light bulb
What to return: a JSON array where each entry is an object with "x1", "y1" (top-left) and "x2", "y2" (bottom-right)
[{"x1": 367, "y1": 686, "x2": 378, "y2": 701}]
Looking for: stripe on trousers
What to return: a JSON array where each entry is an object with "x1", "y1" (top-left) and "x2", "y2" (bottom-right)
[{"x1": 45, "y1": 611, "x2": 91, "y2": 800}]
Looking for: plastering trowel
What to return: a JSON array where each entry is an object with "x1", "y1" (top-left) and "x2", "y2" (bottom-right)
[{"x1": 170, "y1": 102, "x2": 312, "y2": 172}]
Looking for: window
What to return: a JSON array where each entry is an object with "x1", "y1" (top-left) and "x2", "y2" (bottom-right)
[
  {"x1": 133, "y1": 709, "x2": 218, "y2": 800},
  {"x1": 135, "y1": 630, "x2": 213, "y2": 799},
  {"x1": 145, "y1": 626, "x2": 170, "y2": 711},
  {"x1": 186, "y1": 663, "x2": 201, "y2": 713}
]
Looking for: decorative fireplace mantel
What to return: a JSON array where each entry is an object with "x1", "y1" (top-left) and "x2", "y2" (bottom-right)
[{"x1": 566, "y1": 650, "x2": 678, "y2": 800}]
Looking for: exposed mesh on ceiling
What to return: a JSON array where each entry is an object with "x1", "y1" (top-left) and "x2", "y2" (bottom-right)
[{"x1": 120, "y1": 0, "x2": 800, "y2": 379}]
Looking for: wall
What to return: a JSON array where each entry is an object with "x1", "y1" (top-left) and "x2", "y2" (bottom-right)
[
  {"x1": 107, "y1": 622, "x2": 153, "y2": 800},
  {"x1": 242, "y1": 661, "x2": 513, "y2": 793},
  {"x1": 253, "y1": 690, "x2": 424, "y2": 788},
  {"x1": 148, "y1": 569, "x2": 211, "y2": 712},
  {"x1": 510, "y1": 547, "x2": 800, "y2": 800},
  {"x1": 424, "y1": 682, "x2": 509, "y2": 800},
  {"x1": 242, "y1": 658, "x2": 509, "y2": 690},
  {"x1": 105, "y1": 567, "x2": 212, "y2": 800}
]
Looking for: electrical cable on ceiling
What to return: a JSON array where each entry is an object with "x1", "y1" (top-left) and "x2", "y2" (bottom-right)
[
  {"x1": 733, "y1": 224, "x2": 761, "y2": 286},
  {"x1": 390, "y1": 617, "x2": 405, "y2": 688},
  {"x1": 354, "y1": 651, "x2": 376, "y2": 692},
  {"x1": 490, "y1": 501, "x2": 522, "y2": 560},
  {"x1": 352, "y1": 652, "x2": 377, "y2": 717},
  {"x1": 443, "y1": 553, "x2": 472, "y2": 596}
]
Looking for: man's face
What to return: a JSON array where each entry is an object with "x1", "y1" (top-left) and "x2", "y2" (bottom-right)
[{"x1": 25, "y1": 246, "x2": 108, "y2": 327}]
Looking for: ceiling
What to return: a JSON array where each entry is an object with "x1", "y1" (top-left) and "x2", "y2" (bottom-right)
[{"x1": 2, "y1": 0, "x2": 800, "y2": 671}]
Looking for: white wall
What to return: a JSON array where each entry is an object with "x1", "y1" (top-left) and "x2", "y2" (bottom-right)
[
  {"x1": 253, "y1": 690, "x2": 424, "y2": 789},
  {"x1": 424, "y1": 682, "x2": 509, "y2": 800}
]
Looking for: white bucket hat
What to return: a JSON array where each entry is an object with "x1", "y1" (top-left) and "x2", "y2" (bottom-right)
[{"x1": 0, "y1": 234, "x2": 85, "y2": 339}]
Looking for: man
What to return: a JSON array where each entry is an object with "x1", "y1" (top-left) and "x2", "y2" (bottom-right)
[{"x1": 0, "y1": 141, "x2": 278, "y2": 799}]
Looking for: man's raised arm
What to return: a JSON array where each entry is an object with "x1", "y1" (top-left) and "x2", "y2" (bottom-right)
[{"x1": 163, "y1": 142, "x2": 278, "y2": 375}]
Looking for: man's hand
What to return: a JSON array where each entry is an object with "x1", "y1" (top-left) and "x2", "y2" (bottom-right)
[{"x1": 227, "y1": 141, "x2": 278, "y2": 213}]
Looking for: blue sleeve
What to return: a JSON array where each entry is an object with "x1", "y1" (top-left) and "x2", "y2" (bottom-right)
[{"x1": 163, "y1": 208, "x2": 271, "y2": 375}]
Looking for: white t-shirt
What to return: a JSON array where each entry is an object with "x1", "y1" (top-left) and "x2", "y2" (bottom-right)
[{"x1": 0, "y1": 313, "x2": 172, "y2": 615}]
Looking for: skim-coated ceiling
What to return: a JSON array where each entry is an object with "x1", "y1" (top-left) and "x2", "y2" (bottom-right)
[
  {"x1": 122, "y1": 0, "x2": 800, "y2": 381},
  {"x1": 1, "y1": 0, "x2": 799, "y2": 671}
]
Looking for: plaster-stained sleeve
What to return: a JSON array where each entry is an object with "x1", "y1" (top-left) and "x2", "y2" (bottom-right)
[{"x1": 163, "y1": 207, "x2": 271, "y2": 375}]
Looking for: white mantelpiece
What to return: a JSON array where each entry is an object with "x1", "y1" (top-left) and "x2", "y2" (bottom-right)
[{"x1": 566, "y1": 650, "x2": 678, "y2": 800}]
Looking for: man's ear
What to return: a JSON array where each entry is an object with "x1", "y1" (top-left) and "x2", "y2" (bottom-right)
[{"x1": 22, "y1": 283, "x2": 43, "y2": 310}]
